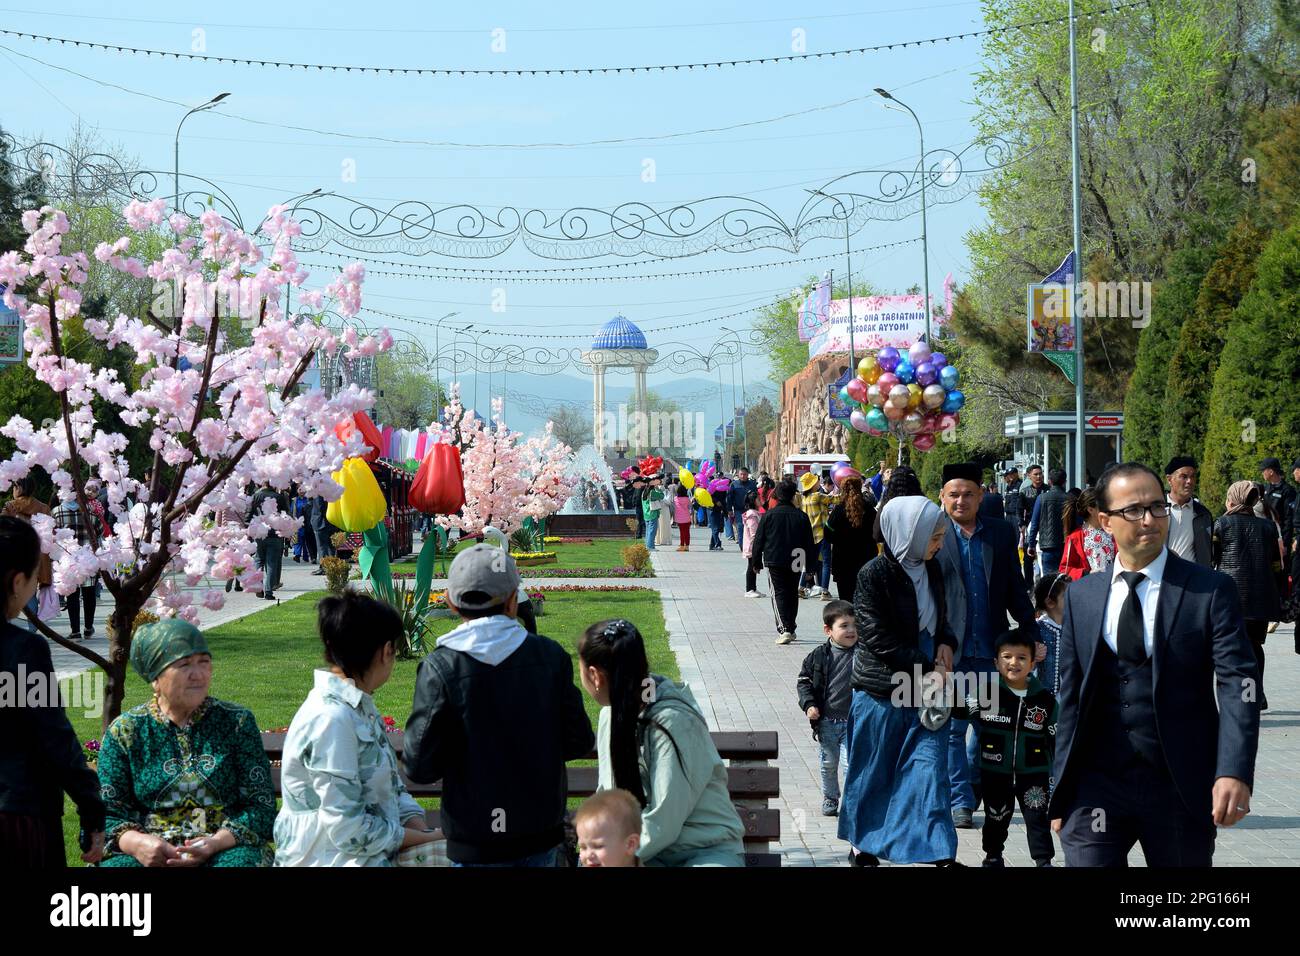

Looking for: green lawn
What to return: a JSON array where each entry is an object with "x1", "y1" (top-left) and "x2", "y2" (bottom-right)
[
  {"x1": 61, "y1": 587, "x2": 675, "y2": 864},
  {"x1": 389, "y1": 536, "x2": 646, "y2": 575}
]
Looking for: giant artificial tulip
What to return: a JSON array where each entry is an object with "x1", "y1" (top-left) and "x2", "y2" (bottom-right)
[
  {"x1": 334, "y1": 411, "x2": 383, "y2": 463},
  {"x1": 410, "y1": 442, "x2": 466, "y2": 515},
  {"x1": 326, "y1": 457, "x2": 387, "y2": 531}
]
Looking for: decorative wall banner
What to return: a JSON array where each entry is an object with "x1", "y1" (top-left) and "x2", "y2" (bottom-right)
[{"x1": 1027, "y1": 252, "x2": 1077, "y2": 352}]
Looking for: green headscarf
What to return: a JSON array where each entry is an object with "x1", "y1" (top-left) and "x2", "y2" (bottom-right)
[{"x1": 130, "y1": 619, "x2": 211, "y2": 683}]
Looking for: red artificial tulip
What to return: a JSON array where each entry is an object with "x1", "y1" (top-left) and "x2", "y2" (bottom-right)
[
  {"x1": 334, "y1": 411, "x2": 383, "y2": 463},
  {"x1": 410, "y1": 443, "x2": 466, "y2": 515}
]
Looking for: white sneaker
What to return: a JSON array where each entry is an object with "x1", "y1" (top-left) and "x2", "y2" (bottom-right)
[
  {"x1": 744, "y1": 590, "x2": 760, "y2": 598},
  {"x1": 775, "y1": 631, "x2": 796, "y2": 645}
]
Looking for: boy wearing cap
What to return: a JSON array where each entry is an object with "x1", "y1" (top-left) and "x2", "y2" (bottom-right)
[
  {"x1": 403, "y1": 545, "x2": 595, "y2": 866},
  {"x1": 1164, "y1": 456, "x2": 1213, "y2": 567}
]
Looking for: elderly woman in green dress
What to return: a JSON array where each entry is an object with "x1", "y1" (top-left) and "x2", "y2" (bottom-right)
[{"x1": 96, "y1": 619, "x2": 276, "y2": 867}]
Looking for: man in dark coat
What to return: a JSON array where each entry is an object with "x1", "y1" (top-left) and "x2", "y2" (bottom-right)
[
  {"x1": 1018, "y1": 465, "x2": 1046, "y2": 586},
  {"x1": 311, "y1": 494, "x2": 337, "y2": 574},
  {"x1": 1260, "y1": 457, "x2": 1296, "y2": 567},
  {"x1": 936, "y1": 462, "x2": 1041, "y2": 827},
  {"x1": 1163, "y1": 455, "x2": 1213, "y2": 567},
  {"x1": 1026, "y1": 468, "x2": 1069, "y2": 580},
  {"x1": 1049, "y1": 463, "x2": 1259, "y2": 866},
  {"x1": 750, "y1": 479, "x2": 815, "y2": 646},
  {"x1": 727, "y1": 467, "x2": 757, "y2": 551}
]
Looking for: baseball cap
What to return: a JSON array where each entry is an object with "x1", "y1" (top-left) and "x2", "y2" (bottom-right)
[
  {"x1": 1292, "y1": 457, "x2": 1300, "y2": 471},
  {"x1": 1260, "y1": 457, "x2": 1282, "y2": 473},
  {"x1": 446, "y1": 544, "x2": 521, "y2": 611}
]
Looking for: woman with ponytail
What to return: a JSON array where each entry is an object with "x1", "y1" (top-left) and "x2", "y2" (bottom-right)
[
  {"x1": 578, "y1": 619, "x2": 744, "y2": 866},
  {"x1": 0, "y1": 515, "x2": 105, "y2": 867},
  {"x1": 825, "y1": 476, "x2": 877, "y2": 603}
]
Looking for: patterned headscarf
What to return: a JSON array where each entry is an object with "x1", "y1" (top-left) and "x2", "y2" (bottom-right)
[
  {"x1": 130, "y1": 618, "x2": 210, "y2": 682},
  {"x1": 1224, "y1": 480, "x2": 1258, "y2": 516}
]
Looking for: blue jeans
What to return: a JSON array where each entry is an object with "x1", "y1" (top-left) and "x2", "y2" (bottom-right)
[
  {"x1": 708, "y1": 512, "x2": 723, "y2": 549},
  {"x1": 736, "y1": 519, "x2": 745, "y2": 553},
  {"x1": 948, "y1": 655, "x2": 997, "y2": 811},
  {"x1": 724, "y1": 513, "x2": 735, "y2": 539},
  {"x1": 818, "y1": 717, "x2": 849, "y2": 803},
  {"x1": 818, "y1": 538, "x2": 832, "y2": 590},
  {"x1": 1037, "y1": 550, "x2": 1062, "y2": 580},
  {"x1": 452, "y1": 846, "x2": 559, "y2": 868},
  {"x1": 257, "y1": 534, "x2": 284, "y2": 594},
  {"x1": 644, "y1": 513, "x2": 659, "y2": 551}
]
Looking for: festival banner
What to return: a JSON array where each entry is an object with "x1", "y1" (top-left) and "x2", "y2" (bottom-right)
[
  {"x1": 809, "y1": 294, "x2": 936, "y2": 358},
  {"x1": 828, "y1": 366, "x2": 853, "y2": 420},
  {"x1": 1027, "y1": 252, "x2": 1077, "y2": 352},
  {"x1": 797, "y1": 274, "x2": 832, "y2": 342}
]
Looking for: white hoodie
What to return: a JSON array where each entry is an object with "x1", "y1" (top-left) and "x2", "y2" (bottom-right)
[{"x1": 437, "y1": 615, "x2": 528, "y2": 666}]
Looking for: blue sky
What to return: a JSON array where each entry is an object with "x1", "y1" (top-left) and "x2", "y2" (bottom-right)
[{"x1": 0, "y1": 1, "x2": 994, "y2": 433}]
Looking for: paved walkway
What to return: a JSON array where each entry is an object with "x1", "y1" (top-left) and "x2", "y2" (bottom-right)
[
  {"x1": 647, "y1": 540, "x2": 1300, "y2": 867},
  {"x1": 42, "y1": 536, "x2": 1300, "y2": 866}
]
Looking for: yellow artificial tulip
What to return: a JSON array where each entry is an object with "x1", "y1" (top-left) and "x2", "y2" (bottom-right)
[
  {"x1": 678, "y1": 468, "x2": 695, "y2": 490},
  {"x1": 326, "y1": 457, "x2": 387, "y2": 532},
  {"x1": 907, "y1": 383, "x2": 923, "y2": 410},
  {"x1": 694, "y1": 488, "x2": 714, "y2": 508}
]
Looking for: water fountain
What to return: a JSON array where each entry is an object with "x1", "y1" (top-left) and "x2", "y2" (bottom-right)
[{"x1": 551, "y1": 444, "x2": 636, "y2": 537}]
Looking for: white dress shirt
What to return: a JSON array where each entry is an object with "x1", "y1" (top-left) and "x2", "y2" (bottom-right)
[
  {"x1": 1102, "y1": 547, "x2": 1167, "y2": 658},
  {"x1": 1165, "y1": 496, "x2": 1196, "y2": 559}
]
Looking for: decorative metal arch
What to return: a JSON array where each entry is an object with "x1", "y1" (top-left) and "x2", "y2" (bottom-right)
[{"x1": 5, "y1": 131, "x2": 1033, "y2": 263}]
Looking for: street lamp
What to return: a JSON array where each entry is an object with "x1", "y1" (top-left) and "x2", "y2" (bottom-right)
[
  {"x1": 174, "y1": 92, "x2": 231, "y2": 211},
  {"x1": 874, "y1": 87, "x2": 932, "y2": 342},
  {"x1": 432, "y1": 311, "x2": 460, "y2": 411},
  {"x1": 720, "y1": 326, "x2": 750, "y2": 470},
  {"x1": 806, "y1": 188, "x2": 855, "y2": 370}
]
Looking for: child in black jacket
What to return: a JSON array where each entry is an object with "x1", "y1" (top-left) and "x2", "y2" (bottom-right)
[
  {"x1": 954, "y1": 627, "x2": 1057, "y2": 867},
  {"x1": 796, "y1": 600, "x2": 858, "y2": 816}
]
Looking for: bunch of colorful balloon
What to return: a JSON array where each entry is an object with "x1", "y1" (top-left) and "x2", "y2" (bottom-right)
[
  {"x1": 839, "y1": 341, "x2": 964, "y2": 453},
  {"x1": 678, "y1": 459, "x2": 730, "y2": 508}
]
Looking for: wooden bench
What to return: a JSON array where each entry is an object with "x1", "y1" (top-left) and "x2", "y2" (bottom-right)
[{"x1": 263, "y1": 729, "x2": 781, "y2": 866}]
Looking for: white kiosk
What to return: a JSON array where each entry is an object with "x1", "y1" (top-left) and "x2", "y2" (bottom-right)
[{"x1": 1003, "y1": 411, "x2": 1124, "y2": 486}]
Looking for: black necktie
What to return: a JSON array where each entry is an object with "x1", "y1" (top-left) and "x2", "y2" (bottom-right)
[{"x1": 1117, "y1": 570, "x2": 1147, "y2": 664}]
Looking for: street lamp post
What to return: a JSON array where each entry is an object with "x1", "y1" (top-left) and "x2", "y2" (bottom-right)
[
  {"x1": 720, "y1": 326, "x2": 750, "y2": 470},
  {"x1": 432, "y1": 311, "x2": 460, "y2": 414},
  {"x1": 807, "y1": 189, "x2": 855, "y2": 370},
  {"x1": 174, "y1": 93, "x2": 231, "y2": 211},
  {"x1": 1067, "y1": 0, "x2": 1087, "y2": 489},
  {"x1": 874, "y1": 88, "x2": 932, "y2": 342}
]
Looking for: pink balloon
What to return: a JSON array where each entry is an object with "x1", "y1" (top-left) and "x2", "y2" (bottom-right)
[
  {"x1": 849, "y1": 409, "x2": 870, "y2": 432},
  {"x1": 866, "y1": 426, "x2": 886, "y2": 437},
  {"x1": 876, "y1": 372, "x2": 900, "y2": 393},
  {"x1": 845, "y1": 378, "x2": 869, "y2": 403},
  {"x1": 912, "y1": 433, "x2": 937, "y2": 451}
]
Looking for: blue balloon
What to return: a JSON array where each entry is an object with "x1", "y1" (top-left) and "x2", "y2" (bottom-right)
[
  {"x1": 939, "y1": 365, "x2": 960, "y2": 390},
  {"x1": 930, "y1": 352, "x2": 948, "y2": 370},
  {"x1": 895, "y1": 360, "x2": 915, "y2": 385},
  {"x1": 915, "y1": 361, "x2": 938, "y2": 387},
  {"x1": 941, "y1": 389, "x2": 965, "y2": 414}
]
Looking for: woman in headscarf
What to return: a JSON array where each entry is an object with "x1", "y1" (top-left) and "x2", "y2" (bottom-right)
[
  {"x1": 96, "y1": 619, "x2": 276, "y2": 866},
  {"x1": 1213, "y1": 481, "x2": 1283, "y2": 711},
  {"x1": 840, "y1": 495, "x2": 958, "y2": 866},
  {"x1": 2, "y1": 476, "x2": 53, "y2": 632},
  {"x1": 871, "y1": 465, "x2": 923, "y2": 544}
]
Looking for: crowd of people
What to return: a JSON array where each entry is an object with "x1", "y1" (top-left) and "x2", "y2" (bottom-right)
[{"x1": 1, "y1": 449, "x2": 1294, "y2": 868}]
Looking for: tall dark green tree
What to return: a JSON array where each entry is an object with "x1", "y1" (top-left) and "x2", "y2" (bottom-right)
[
  {"x1": 0, "y1": 126, "x2": 43, "y2": 255},
  {"x1": 1201, "y1": 214, "x2": 1300, "y2": 510},
  {"x1": 1160, "y1": 217, "x2": 1267, "y2": 465}
]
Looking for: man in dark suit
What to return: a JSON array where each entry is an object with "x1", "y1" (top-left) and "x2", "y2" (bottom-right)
[
  {"x1": 1049, "y1": 462, "x2": 1259, "y2": 866},
  {"x1": 937, "y1": 463, "x2": 1041, "y2": 828}
]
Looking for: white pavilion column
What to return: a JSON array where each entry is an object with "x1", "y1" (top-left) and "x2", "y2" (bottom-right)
[{"x1": 593, "y1": 364, "x2": 606, "y2": 455}]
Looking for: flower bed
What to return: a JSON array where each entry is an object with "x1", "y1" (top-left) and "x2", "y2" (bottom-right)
[
  {"x1": 543, "y1": 536, "x2": 594, "y2": 545},
  {"x1": 509, "y1": 551, "x2": 558, "y2": 567},
  {"x1": 393, "y1": 565, "x2": 653, "y2": 580}
]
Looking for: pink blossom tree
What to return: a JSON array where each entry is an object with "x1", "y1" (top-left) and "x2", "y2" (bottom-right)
[
  {"x1": 0, "y1": 199, "x2": 389, "y2": 726},
  {"x1": 432, "y1": 385, "x2": 574, "y2": 538}
]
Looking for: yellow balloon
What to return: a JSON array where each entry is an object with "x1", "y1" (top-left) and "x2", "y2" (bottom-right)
[
  {"x1": 326, "y1": 457, "x2": 387, "y2": 532},
  {"x1": 861, "y1": 360, "x2": 882, "y2": 385},
  {"x1": 678, "y1": 468, "x2": 695, "y2": 490},
  {"x1": 694, "y1": 488, "x2": 714, "y2": 508},
  {"x1": 907, "y1": 383, "x2": 923, "y2": 410}
]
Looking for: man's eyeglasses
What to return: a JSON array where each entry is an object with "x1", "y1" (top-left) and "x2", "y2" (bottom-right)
[{"x1": 1103, "y1": 502, "x2": 1170, "y2": 522}]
